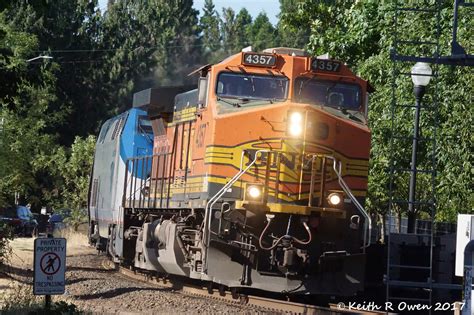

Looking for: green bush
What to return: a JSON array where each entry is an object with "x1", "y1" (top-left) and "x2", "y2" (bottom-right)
[
  {"x1": 0, "y1": 221, "x2": 13, "y2": 265},
  {"x1": 64, "y1": 208, "x2": 88, "y2": 232}
]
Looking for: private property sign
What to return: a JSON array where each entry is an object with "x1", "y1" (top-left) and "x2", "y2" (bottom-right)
[{"x1": 33, "y1": 238, "x2": 66, "y2": 295}]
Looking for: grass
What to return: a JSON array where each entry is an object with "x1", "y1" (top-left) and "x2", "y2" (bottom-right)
[
  {"x1": 0, "y1": 280, "x2": 83, "y2": 314},
  {"x1": 0, "y1": 228, "x2": 87, "y2": 314}
]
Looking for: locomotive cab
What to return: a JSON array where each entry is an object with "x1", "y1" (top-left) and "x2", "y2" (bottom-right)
[{"x1": 88, "y1": 107, "x2": 153, "y2": 256}]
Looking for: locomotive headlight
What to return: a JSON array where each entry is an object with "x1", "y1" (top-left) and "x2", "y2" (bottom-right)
[
  {"x1": 288, "y1": 111, "x2": 303, "y2": 137},
  {"x1": 327, "y1": 193, "x2": 342, "y2": 206},
  {"x1": 247, "y1": 185, "x2": 262, "y2": 199},
  {"x1": 245, "y1": 184, "x2": 264, "y2": 203},
  {"x1": 290, "y1": 112, "x2": 303, "y2": 124}
]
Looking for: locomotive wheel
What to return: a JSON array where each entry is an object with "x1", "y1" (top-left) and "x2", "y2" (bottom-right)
[
  {"x1": 231, "y1": 287, "x2": 239, "y2": 300},
  {"x1": 207, "y1": 282, "x2": 214, "y2": 294},
  {"x1": 218, "y1": 284, "x2": 226, "y2": 296}
]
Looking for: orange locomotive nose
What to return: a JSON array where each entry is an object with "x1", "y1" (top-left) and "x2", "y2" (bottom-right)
[{"x1": 211, "y1": 100, "x2": 369, "y2": 210}]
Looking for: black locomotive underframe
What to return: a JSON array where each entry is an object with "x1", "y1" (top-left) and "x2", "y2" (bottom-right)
[{"x1": 115, "y1": 204, "x2": 365, "y2": 296}]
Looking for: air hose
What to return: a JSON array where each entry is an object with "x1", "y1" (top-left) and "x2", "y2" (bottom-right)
[{"x1": 258, "y1": 215, "x2": 312, "y2": 250}]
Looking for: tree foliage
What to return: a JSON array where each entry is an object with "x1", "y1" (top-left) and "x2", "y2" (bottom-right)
[
  {"x1": 0, "y1": 13, "x2": 59, "y2": 208},
  {"x1": 6, "y1": 0, "x2": 102, "y2": 145},
  {"x1": 247, "y1": 13, "x2": 277, "y2": 52},
  {"x1": 0, "y1": 0, "x2": 470, "y2": 230},
  {"x1": 277, "y1": 0, "x2": 309, "y2": 48},
  {"x1": 201, "y1": 0, "x2": 288, "y2": 59},
  {"x1": 0, "y1": 0, "x2": 202, "y2": 212},
  {"x1": 0, "y1": 221, "x2": 13, "y2": 265},
  {"x1": 280, "y1": 0, "x2": 473, "y2": 223},
  {"x1": 59, "y1": 135, "x2": 96, "y2": 212},
  {"x1": 200, "y1": 0, "x2": 221, "y2": 54}
]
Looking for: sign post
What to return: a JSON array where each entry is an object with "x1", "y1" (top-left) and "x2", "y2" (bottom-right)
[
  {"x1": 33, "y1": 237, "x2": 67, "y2": 308},
  {"x1": 462, "y1": 240, "x2": 474, "y2": 315}
]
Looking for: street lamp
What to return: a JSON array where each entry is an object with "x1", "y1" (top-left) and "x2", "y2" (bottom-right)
[
  {"x1": 407, "y1": 62, "x2": 432, "y2": 233},
  {"x1": 26, "y1": 55, "x2": 53, "y2": 62}
]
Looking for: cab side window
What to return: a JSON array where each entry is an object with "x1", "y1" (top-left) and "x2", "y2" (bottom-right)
[{"x1": 137, "y1": 115, "x2": 153, "y2": 135}]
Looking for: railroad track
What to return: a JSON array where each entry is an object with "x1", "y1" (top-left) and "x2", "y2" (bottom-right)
[{"x1": 103, "y1": 260, "x2": 384, "y2": 314}]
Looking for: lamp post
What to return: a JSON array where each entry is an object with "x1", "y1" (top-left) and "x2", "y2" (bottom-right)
[
  {"x1": 11, "y1": 55, "x2": 53, "y2": 206},
  {"x1": 407, "y1": 62, "x2": 432, "y2": 233}
]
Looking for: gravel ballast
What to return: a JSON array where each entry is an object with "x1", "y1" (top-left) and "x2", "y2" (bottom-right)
[{"x1": 0, "y1": 234, "x2": 266, "y2": 314}]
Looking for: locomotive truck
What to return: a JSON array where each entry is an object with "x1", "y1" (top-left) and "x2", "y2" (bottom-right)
[{"x1": 88, "y1": 47, "x2": 373, "y2": 297}]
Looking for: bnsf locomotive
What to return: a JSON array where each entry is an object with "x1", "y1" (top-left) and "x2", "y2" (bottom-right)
[{"x1": 88, "y1": 47, "x2": 373, "y2": 296}]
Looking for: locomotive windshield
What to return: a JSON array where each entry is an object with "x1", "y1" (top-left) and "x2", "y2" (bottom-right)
[
  {"x1": 216, "y1": 72, "x2": 288, "y2": 101},
  {"x1": 295, "y1": 77, "x2": 362, "y2": 110}
]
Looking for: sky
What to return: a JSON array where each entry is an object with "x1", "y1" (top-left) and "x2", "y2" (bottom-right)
[{"x1": 98, "y1": 0, "x2": 281, "y2": 25}]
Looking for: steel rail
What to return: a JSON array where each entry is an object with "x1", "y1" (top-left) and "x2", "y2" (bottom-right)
[{"x1": 114, "y1": 263, "x2": 383, "y2": 315}]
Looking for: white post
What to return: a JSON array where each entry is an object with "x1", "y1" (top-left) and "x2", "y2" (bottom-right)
[{"x1": 462, "y1": 240, "x2": 474, "y2": 315}]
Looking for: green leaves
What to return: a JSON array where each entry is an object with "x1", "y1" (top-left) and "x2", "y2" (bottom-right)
[
  {"x1": 247, "y1": 13, "x2": 277, "y2": 52},
  {"x1": 0, "y1": 0, "x2": 470, "y2": 225},
  {"x1": 200, "y1": 0, "x2": 221, "y2": 52},
  {"x1": 58, "y1": 135, "x2": 96, "y2": 213},
  {"x1": 280, "y1": 0, "x2": 473, "y2": 222},
  {"x1": 0, "y1": 15, "x2": 59, "y2": 207}
]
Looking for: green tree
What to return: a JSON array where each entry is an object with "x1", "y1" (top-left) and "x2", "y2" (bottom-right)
[
  {"x1": 0, "y1": 13, "x2": 60, "y2": 209},
  {"x1": 0, "y1": 221, "x2": 13, "y2": 265},
  {"x1": 58, "y1": 135, "x2": 96, "y2": 230},
  {"x1": 235, "y1": 8, "x2": 252, "y2": 50},
  {"x1": 277, "y1": 0, "x2": 309, "y2": 48},
  {"x1": 5, "y1": 0, "x2": 103, "y2": 145},
  {"x1": 200, "y1": 0, "x2": 221, "y2": 52},
  {"x1": 101, "y1": 0, "x2": 200, "y2": 107},
  {"x1": 221, "y1": 7, "x2": 237, "y2": 55},
  {"x1": 280, "y1": 0, "x2": 473, "y2": 225},
  {"x1": 280, "y1": 1, "x2": 382, "y2": 67},
  {"x1": 247, "y1": 12, "x2": 277, "y2": 52},
  {"x1": 221, "y1": 7, "x2": 255, "y2": 54},
  {"x1": 2, "y1": 0, "x2": 203, "y2": 211}
]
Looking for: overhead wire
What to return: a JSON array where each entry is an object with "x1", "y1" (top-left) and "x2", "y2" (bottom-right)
[
  {"x1": 29, "y1": 35, "x2": 307, "y2": 62},
  {"x1": 26, "y1": 19, "x2": 309, "y2": 65}
]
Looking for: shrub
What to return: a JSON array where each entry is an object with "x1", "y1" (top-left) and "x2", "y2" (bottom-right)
[
  {"x1": 0, "y1": 282, "x2": 82, "y2": 314},
  {"x1": 0, "y1": 221, "x2": 13, "y2": 265}
]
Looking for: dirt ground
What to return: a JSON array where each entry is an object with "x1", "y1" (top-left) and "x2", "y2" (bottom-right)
[{"x1": 0, "y1": 232, "x2": 264, "y2": 314}]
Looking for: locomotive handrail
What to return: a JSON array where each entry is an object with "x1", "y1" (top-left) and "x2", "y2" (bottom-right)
[
  {"x1": 325, "y1": 155, "x2": 372, "y2": 251},
  {"x1": 202, "y1": 149, "x2": 270, "y2": 273},
  {"x1": 123, "y1": 153, "x2": 172, "y2": 209},
  {"x1": 125, "y1": 177, "x2": 150, "y2": 202},
  {"x1": 124, "y1": 173, "x2": 152, "y2": 209}
]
